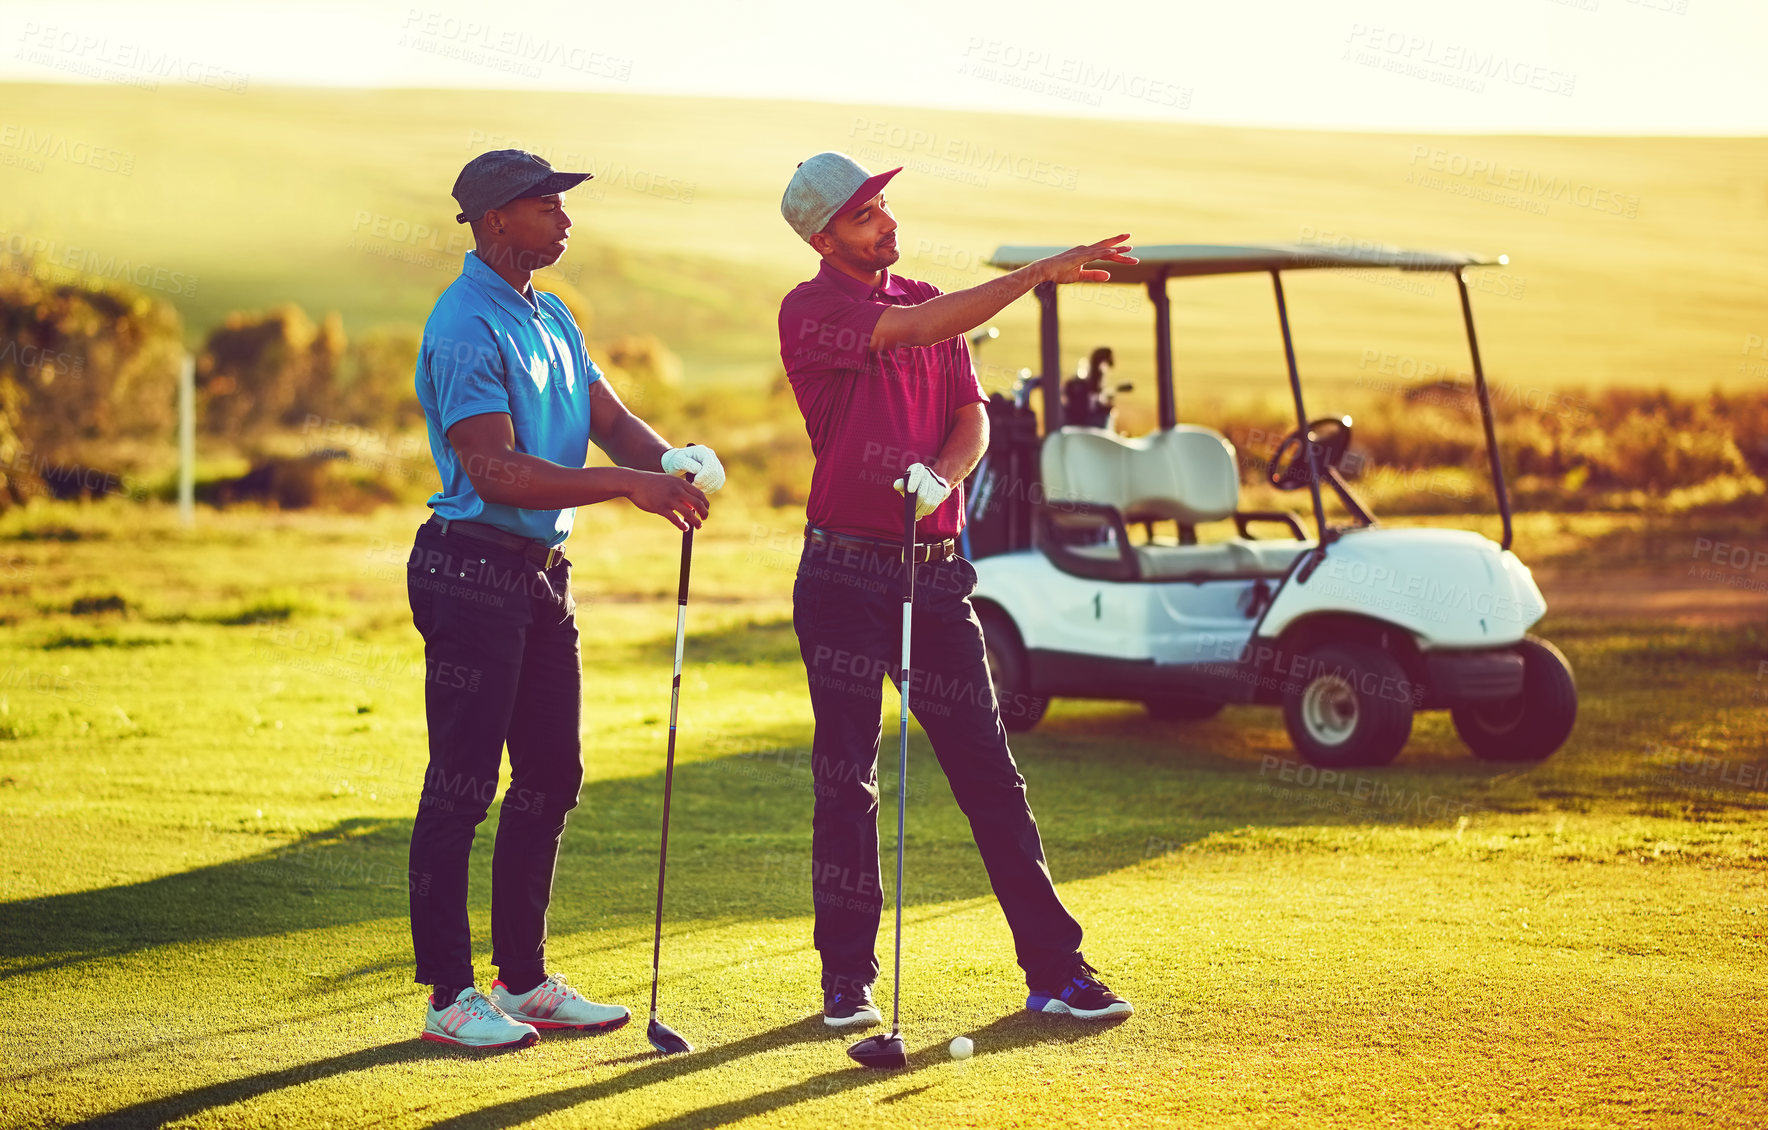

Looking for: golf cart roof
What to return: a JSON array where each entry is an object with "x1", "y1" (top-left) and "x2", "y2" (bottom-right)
[{"x1": 988, "y1": 243, "x2": 1506, "y2": 285}]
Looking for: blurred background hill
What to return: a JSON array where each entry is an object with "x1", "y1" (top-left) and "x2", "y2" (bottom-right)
[{"x1": 1, "y1": 82, "x2": 1764, "y2": 513}]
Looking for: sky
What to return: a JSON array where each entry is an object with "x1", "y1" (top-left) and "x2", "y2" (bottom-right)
[{"x1": 2, "y1": 0, "x2": 1765, "y2": 134}]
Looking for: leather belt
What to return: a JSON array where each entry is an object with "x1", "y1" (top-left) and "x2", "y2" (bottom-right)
[
  {"x1": 804, "y1": 524, "x2": 956, "y2": 564},
  {"x1": 427, "y1": 515, "x2": 566, "y2": 569}
]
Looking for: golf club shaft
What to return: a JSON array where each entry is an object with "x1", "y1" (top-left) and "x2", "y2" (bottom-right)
[
  {"x1": 649, "y1": 471, "x2": 696, "y2": 1023},
  {"x1": 892, "y1": 489, "x2": 916, "y2": 1035}
]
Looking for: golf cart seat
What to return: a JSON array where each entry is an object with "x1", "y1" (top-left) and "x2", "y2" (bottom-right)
[{"x1": 1038, "y1": 426, "x2": 1314, "y2": 582}]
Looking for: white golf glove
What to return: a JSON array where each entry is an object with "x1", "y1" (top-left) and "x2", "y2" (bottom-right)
[
  {"x1": 892, "y1": 463, "x2": 951, "y2": 520},
  {"x1": 661, "y1": 445, "x2": 725, "y2": 494}
]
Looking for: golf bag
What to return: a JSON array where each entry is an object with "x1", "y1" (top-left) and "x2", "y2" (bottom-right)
[{"x1": 963, "y1": 393, "x2": 1042, "y2": 560}]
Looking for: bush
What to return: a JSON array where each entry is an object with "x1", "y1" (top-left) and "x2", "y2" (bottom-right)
[
  {"x1": 1209, "y1": 381, "x2": 1764, "y2": 514},
  {"x1": 0, "y1": 256, "x2": 182, "y2": 504},
  {"x1": 197, "y1": 305, "x2": 345, "y2": 435}
]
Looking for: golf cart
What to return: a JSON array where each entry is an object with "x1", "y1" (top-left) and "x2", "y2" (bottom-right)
[{"x1": 962, "y1": 244, "x2": 1576, "y2": 767}]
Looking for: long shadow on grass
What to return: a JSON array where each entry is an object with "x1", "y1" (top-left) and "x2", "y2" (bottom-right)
[
  {"x1": 5, "y1": 611, "x2": 1562, "y2": 984},
  {"x1": 418, "y1": 1010, "x2": 1120, "y2": 1130},
  {"x1": 0, "y1": 817, "x2": 412, "y2": 981},
  {"x1": 0, "y1": 716, "x2": 1526, "y2": 983},
  {"x1": 62, "y1": 1039, "x2": 436, "y2": 1129},
  {"x1": 643, "y1": 1012, "x2": 1127, "y2": 1130},
  {"x1": 418, "y1": 1016, "x2": 827, "y2": 1129}
]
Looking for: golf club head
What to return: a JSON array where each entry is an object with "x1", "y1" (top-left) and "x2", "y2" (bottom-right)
[
  {"x1": 646, "y1": 1018, "x2": 692, "y2": 1055},
  {"x1": 847, "y1": 1031, "x2": 908, "y2": 1070}
]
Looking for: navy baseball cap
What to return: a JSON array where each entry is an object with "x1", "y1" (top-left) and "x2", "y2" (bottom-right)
[{"x1": 452, "y1": 150, "x2": 593, "y2": 224}]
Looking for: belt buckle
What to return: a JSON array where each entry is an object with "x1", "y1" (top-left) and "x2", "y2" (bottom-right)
[{"x1": 543, "y1": 545, "x2": 562, "y2": 570}]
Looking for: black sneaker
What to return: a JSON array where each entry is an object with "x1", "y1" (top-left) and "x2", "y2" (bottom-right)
[
  {"x1": 823, "y1": 983, "x2": 882, "y2": 1029},
  {"x1": 1026, "y1": 959, "x2": 1134, "y2": 1020}
]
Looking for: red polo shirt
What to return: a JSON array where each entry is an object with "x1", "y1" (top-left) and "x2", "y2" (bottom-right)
[{"x1": 778, "y1": 261, "x2": 986, "y2": 542}]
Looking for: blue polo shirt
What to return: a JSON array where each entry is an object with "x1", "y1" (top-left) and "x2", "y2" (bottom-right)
[{"x1": 416, "y1": 251, "x2": 601, "y2": 547}]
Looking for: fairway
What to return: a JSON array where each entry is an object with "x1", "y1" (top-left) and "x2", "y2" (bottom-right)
[{"x1": 2, "y1": 499, "x2": 1764, "y2": 1128}]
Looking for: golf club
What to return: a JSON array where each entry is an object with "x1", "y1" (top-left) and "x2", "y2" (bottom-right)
[
  {"x1": 847, "y1": 488, "x2": 918, "y2": 1071},
  {"x1": 646, "y1": 464, "x2": 697, "y2": 1056}
]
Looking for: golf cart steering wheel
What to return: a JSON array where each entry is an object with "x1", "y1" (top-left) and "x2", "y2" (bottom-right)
[{"x1": 1267, "y1": 416, "x2": 1354, "y2": 492}]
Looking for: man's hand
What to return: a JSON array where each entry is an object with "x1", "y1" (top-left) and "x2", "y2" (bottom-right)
[
  {"x1": 871, "y1": 235, "x2": 1137, "y2": 351},
  {"x1": 1036, "y1": 234, "x2": 1138, "y2": 285},
  {"x1": 893, "y1": 463, "x2": 951, "y2": 520},
  {"x1": 628, "y1": 471, "x2": 709, "y2": 531},
  {"x1": 661, "y1": 445, "x2": 727, "y2": 494}
]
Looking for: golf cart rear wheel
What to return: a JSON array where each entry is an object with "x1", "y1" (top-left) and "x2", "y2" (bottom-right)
[
  {"x1": 978, "y1": 608, "x2": 1047, "y2": 732},
  {"x1": 1452, "y1": 636, "x2": 1577, "y2": 762},
  {"x1": 1282, "y1": 642, "x2": 1414, "y2": 768},
  {"x1": 1143, "y1": 695, "x2": 1225, "y2": 722}
]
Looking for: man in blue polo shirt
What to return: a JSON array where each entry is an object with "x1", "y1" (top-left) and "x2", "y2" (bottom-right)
[{"x1": 407, "y1": 149, "x2": 727, "y2": 1049}]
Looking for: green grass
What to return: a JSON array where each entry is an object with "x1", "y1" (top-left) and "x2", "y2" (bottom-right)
[
  {"x1": 1, "y1": 497, "x2": 1765, "y2": 1127},
  {"x1": 2, "y1": 84, "x2": 1765, "y2": 400}
]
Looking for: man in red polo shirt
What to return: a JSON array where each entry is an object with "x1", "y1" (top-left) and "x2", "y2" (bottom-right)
[{"x1": 778, "y1": 151, "x2": 1138, "y2": 1028}]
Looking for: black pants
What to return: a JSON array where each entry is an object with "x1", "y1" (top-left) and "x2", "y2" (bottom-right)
[
  {"x1": 792, "y1": 537, "x2": 1083, "y2": 992},
  {"x1": 405, "y1": 522, "x2": 585, "y2": 989}
]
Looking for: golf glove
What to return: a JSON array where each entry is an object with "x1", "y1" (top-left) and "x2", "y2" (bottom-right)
[
  {"x1": 661, "y1": 445, "x2": 725, "y2": 494},
  {"x1": 892, "y1": 463, "x2": 951, "y2": 520}
]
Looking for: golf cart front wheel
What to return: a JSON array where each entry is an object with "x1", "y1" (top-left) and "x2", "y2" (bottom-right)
[
  {"x1": 1281, "y1": 642, "x2": 1414, "y2": 768},
  {"x1": 1452, "y1": 636, "x2": 1577, "y2": 762},
  {"x1": 978, "y1": 608, "x2": 1047, "y2": 732}
]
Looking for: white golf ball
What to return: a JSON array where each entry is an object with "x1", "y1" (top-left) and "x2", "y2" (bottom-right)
[{"x1": 948, "y1": 1036, "x2": 973, "y2": 1059}]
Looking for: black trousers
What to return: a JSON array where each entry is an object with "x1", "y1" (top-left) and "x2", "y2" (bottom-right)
[
  {"x1": 405, "y1": 522, "x2": 585, "y2": 989},
  {"x1": 792, "y1": 537, "x2": 1083, "y2": 992}
]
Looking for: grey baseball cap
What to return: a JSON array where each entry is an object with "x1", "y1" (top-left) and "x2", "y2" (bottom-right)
[
  {"x1": 452, "y1": 149, "x2": 593, "y2": 224},
  {"x1": 780, "y1": 151, "x2": 902, "y2": 242}
]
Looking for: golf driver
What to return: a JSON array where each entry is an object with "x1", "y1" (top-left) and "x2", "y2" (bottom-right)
[
  {"x1": 847, "y1": 489, "x2": 918, "y2": 1071},
  {"x1": 646, "y1": 465, "x2": 697, "y2": 1056}
]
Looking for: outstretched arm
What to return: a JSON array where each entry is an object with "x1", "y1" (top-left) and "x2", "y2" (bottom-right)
[{"x1": 870, "y1": 235, "x2": 1136, "y2": 350}]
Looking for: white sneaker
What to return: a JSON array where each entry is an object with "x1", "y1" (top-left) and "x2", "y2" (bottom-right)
[
  {"x1": 422, "y1": 987, "x2": 540, "y2": 1049},
  {"x1": 491, "y1": 973, "x2": 631, "y2": 1032}
]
